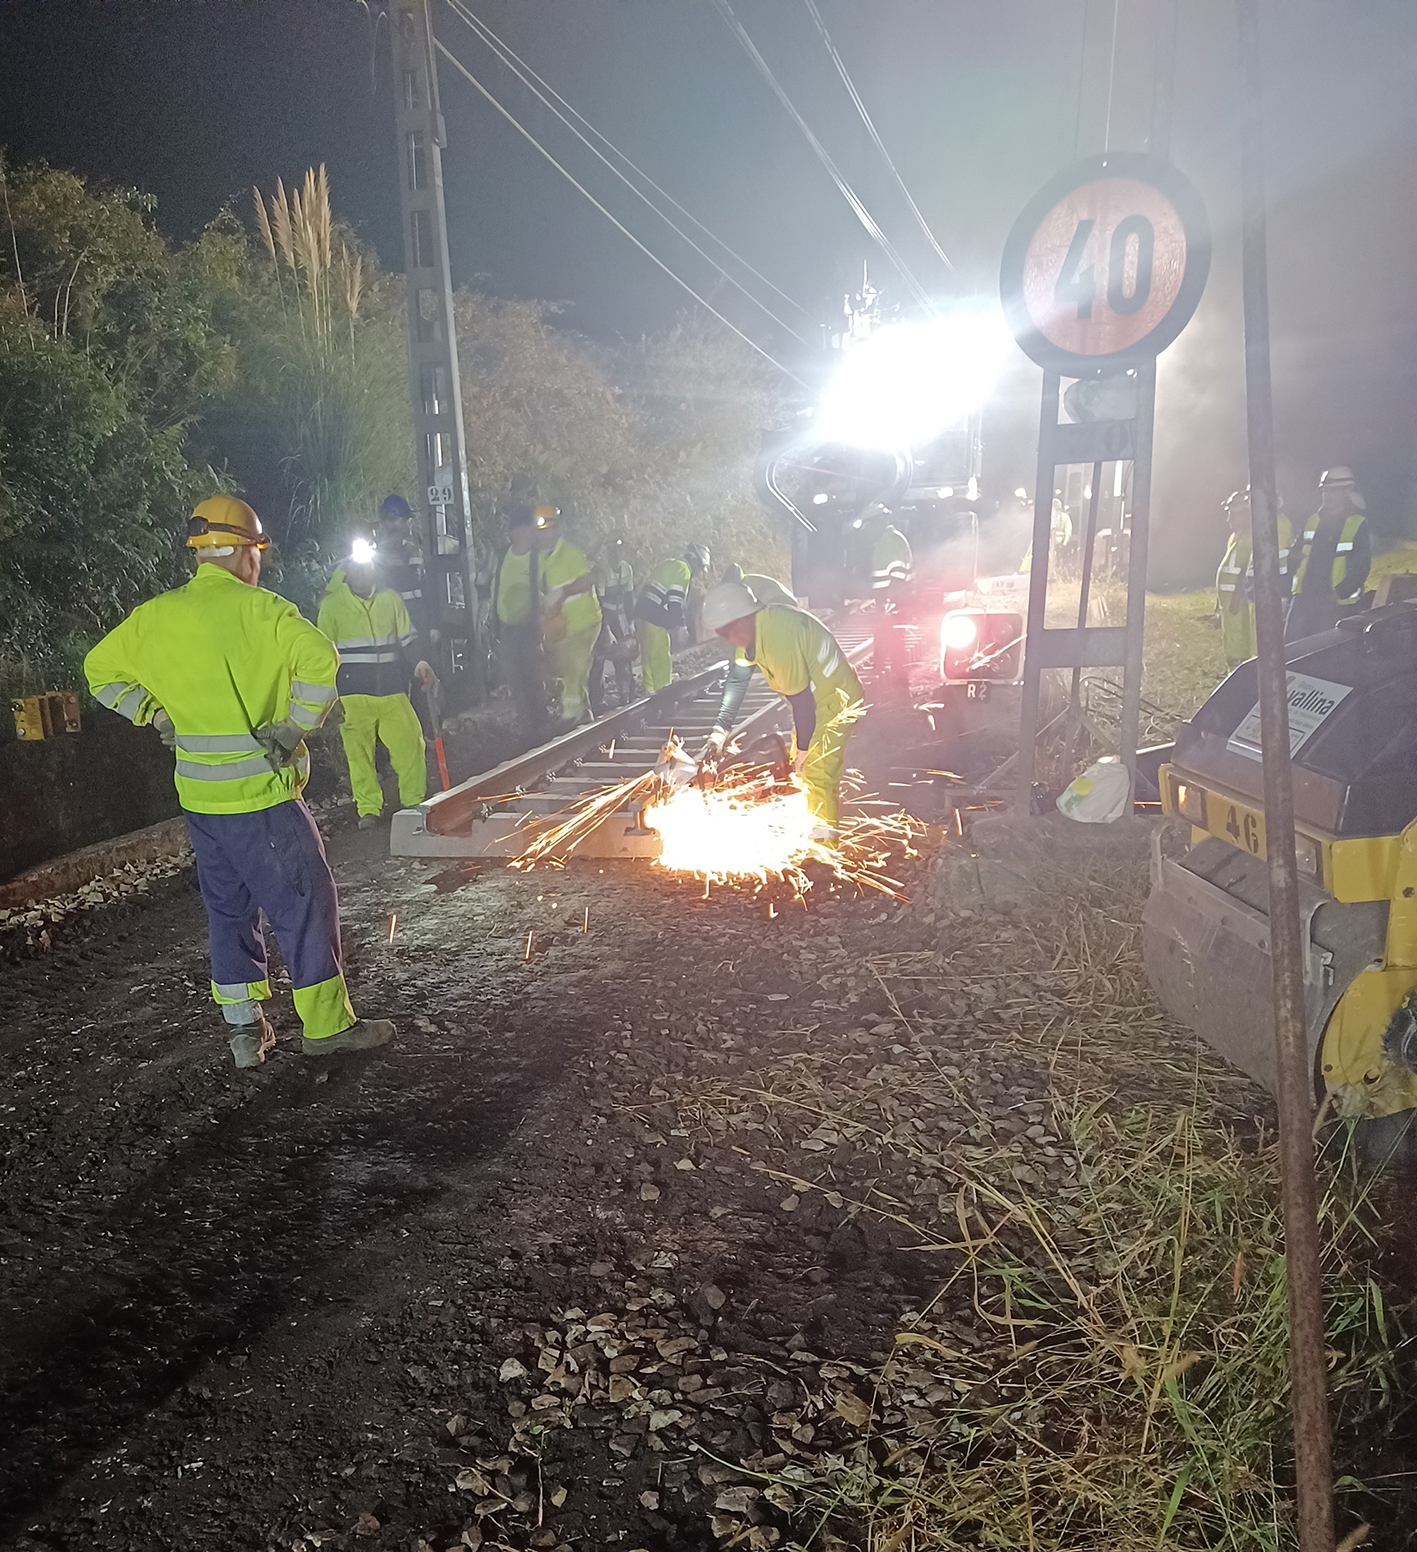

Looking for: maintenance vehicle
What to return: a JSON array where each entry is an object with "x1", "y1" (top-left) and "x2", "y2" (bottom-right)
[{"x1": 1144, "y1": 603, "x2": 1417, "y2": 1118}]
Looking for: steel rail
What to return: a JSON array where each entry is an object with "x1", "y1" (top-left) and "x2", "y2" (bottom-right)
[{"x1": 390, "y1": 629, "x2": 874, "y2": 860}]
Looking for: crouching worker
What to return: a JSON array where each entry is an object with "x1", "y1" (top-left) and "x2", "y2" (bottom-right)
[
  {"x1": 84, "y1": 497, "x2": 395, "y2": 1065},
  {"x1": 318, "y1": 538, "x2": 433, "y2": 829},
  {"x1": 700, "y1": 580, "x2": 864, "y2": 843}
]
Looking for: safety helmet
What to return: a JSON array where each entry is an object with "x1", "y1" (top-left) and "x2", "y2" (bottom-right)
[
  {"x1": 702, "y1": 580, "x2": 760, "y2": 634},
  {"x1": 685, "y1": 542, "x2": 711, "y2": 574},
  {"x1": 187, "y1": 495, "x2": 270, "y2": 552},
  {"x1": 722, "y1": 562, "x2": 744, "y2": 584},
  {"x1": 380, "y1": 494, "x2": 413, "y2": 520},
  {"x1": 533, "y1": 504, "x2": 560, "y2": 530},
  {"x1": 1320, "y1": 466, "x2": 1356, "y2": 488}
]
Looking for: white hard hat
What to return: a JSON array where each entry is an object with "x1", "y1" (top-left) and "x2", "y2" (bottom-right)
[
  {"x1": 702, "y1": 580, "x2": 761, "y2": 633},
  {"x1": 1320, "y1": 466, "x2": 1356, "y2": 488}
]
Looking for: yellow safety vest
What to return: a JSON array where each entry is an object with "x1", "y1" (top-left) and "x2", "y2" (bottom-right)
[
  {"x1": 1292, "y1": 512, "x2": 1367, "y2": 595},
  {"x1": 747, "y1": 606, "x2": 863, "y2": 726},
  {"x1": 1215, "y1": 515, "x2": 1293, "y2": 663},
  {"x1": 542, "y1": 538, "x2": 602, "y2": 636},
  {"x1": 317, "y1": 575, "x2": 418, "y2": 698},
  {"x1": 870, "y1": 526, "x2": 913, "y2": 591},
  {"x1": 84, "y1": 562, "x2": 338, "y2": 814}
]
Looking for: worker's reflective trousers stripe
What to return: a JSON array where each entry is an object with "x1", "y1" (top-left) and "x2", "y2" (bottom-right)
[
  {"x1": 640, "y1": 621, "x2": 673, "y2": 693},
  {"x1": 339, "y1": 693, "x2": 428, "y2": 818},
  {"x1": 184, "y1": 800, "x2": 357, "y2": 1042}
]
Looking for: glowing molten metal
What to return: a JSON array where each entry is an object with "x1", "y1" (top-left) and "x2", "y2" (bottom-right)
[{"x1": 646, "y1": 780, "x2": 818, "y2": 884}]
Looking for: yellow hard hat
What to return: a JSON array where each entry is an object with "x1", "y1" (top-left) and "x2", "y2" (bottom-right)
[
  {"x1": 187, "y1": 495, "x2": 270, "y2": 551},
  {"x1": 533, "y1": 504, "x2": 560, "y2": 530}
]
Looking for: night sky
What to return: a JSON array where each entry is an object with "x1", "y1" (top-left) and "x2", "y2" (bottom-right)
[{"x1": 2, "y1": 0, "x2": 1415, "y2": 581}]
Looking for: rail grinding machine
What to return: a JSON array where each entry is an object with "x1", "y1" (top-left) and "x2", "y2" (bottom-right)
[{"x1": 1144, "y1": 603, "x2": 1417, "y2": 1119}]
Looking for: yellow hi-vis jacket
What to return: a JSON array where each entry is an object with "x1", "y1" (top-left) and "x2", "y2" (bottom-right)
[
  {"x1": 1291, "y1": 511, "x2": 1369, "y2": 596},
  {"x1": 870, "y1": 526, "x2": 913, "y2": 592},
  {"x1": 748, "y1": 606, "x2": 863, "y2": 725},
  {"x1": 84, "y1": 562, "x2": 339, "y2": 814},
  {"x1": 1215, "y1": 515, "x2": 1293, "y2": 663},
  {"x1": 316, "y1": 571, "x2": 419, "y2": 698}
]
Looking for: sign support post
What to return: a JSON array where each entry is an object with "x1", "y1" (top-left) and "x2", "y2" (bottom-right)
[
  {"x1": 390, "y1": 0, "x2": 481, "y2": 703},
  {"x1": 1237, "y1": 0, "x2": 1335, "y2": 1542}
]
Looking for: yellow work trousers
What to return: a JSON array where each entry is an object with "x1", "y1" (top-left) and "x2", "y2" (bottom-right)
[
  {"x1": 339, "y1": 692, "x2": 427, "y2": 817},
  {"x1": 548, "y1": 624, "x2": 600, "y2": 723},
  {"x1": 802, "y1": 699, "x2": 862, "y2": 829},
  {"x1": 639, "y1": 622, "x2": 673, "y2": 693}
]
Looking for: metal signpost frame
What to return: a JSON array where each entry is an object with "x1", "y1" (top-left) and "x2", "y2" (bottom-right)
[
  {"x1": 1000, "y1": 151, "x2": 1209, "y2": 811},
  {"x1": 390, "y1": 0, "x2": 481, "y2": 704}
]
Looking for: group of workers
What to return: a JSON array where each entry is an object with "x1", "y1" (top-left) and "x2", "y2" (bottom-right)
[
  {"x1": 1215, "y1": 465, "x2": 1371, "y2": 667},
  {"x1": 83, "y1": 491, "x2": 880, "y2": 1072},
  {"x1": 491, "y1": 505, "x2": 716, "y2": 735}
]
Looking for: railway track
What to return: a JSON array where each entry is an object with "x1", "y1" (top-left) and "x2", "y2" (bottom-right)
[{"x1": 391, "y1": 626, "x2": 874, "y2": 860}]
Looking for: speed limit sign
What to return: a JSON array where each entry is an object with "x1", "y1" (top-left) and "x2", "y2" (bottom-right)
[{"x1": 1000, "y1": 152, "x2": 1210, "y2": 371}]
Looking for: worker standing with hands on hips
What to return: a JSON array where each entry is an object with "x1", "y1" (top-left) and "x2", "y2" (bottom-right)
[
  {"x1": 1215, "y1": 487, "x2": 1292, "y2": 668},
  {"x1": 317, "y1": 538, "x2": 432, "y2": 829},
  {"x1": 1287, "y1": 465, "x2": 1372, "y2": 642},
  {"x1": 537, "y1": 505, "x2": 602, "y2": 726},
  {"x1": 699, "y1": 581, "x2": 864, "y2": 844},
  {"x1": 84, "y1": 496, "x2": 394, "y2": 1066},
  {"x1": 637, "y1": 543, "x2": 711, "y2": 693}
]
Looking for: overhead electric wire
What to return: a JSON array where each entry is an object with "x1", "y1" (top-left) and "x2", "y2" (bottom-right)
[
  {"x1": 710, "y1": 0, "x2": 934, "y2": 311},
  {"x1": 432, "y1": 38, "x2": 809, "y2": 387},
  {"x1": 439, "y1": 0, "x2": 809, "y2": 327},
  {"x1": 439, "y1": 0, "x2": 807, "y2": 343},
  {"x1": 800, "y1": 0, "x2": 954, "y2": 276}
]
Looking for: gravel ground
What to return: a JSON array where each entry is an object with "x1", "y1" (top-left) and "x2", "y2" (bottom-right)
[{"x1": 2, "y1": 698, "x2": 1413, "y2": 1550}]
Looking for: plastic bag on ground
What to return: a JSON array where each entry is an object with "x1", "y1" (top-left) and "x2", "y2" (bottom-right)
[{"x1": 1056, "y1": 757, "x2": 1131, "y2": 823}]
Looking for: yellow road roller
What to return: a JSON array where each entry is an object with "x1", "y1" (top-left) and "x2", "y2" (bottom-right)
[{"x1": 1144, "y1": 604, "x2": 1417, "y2": 1118}]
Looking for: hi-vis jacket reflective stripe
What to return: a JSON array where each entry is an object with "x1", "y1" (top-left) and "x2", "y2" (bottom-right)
[
  {"x1": 317, "y1": 573, "x2": 419, "y2": 698},
  {"x1": 85, "y1": 563, "x2": 338, "y2": 815},
  {"x1": 640, "y1": 557, "x2": 691, "y2": 631},
  {"x1": 1217, "y1": 516, "x2": 1293, "y2": 663},
  {"x1": 1216, "y1": 516, "x2": 1293, "y2": 602},
  {"x1": 1292, "y1": 512, "x2": 1369, "y2": 597},
  {"x1": 747, "y1": 606, "x2": 863, "y2": 727},
  {"x1": 870, "y1": 526, "x2": 913, "y2": 591}
]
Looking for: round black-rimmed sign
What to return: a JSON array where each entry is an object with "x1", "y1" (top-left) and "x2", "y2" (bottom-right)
[{"x1": 1000, "y1": 152, "x2": 1211, "y2": 372}]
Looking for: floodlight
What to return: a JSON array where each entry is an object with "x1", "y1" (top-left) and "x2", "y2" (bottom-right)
[{"x1": 814, "y1": 309, "x2": 1009, "y2": 450}]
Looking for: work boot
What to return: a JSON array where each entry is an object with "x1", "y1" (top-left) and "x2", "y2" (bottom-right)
[
  {"x1": 357, "y1": 814, "x2": 381, "y2": 831},
  {"x1": 302, "y1": 1019, "x2": 396, "y2": 1057},
  {"x1": 228, "y1": 1017, "x2": 276, "y2": 1069}
]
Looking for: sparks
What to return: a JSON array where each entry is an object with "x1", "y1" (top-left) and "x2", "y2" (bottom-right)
[
  {"x1": 386, "y1": 912, "x2": 397, "y2": 943},
  {"x1": 524, "y1": 927, "x2": 534, "y2": 960},
  {"x1": 582, "y1": 906, "x2": 590, "y2": 933}
]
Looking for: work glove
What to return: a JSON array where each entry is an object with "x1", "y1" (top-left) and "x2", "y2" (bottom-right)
[
  {"x1": 414, "y1": 660, "x2": 435, "y2": 684},
  {"x1": 152, "y1": 710, "x2": 177, "y2": 750},
  {"x1": 541, "y1": 584, "x2": 567, "y2": 615},
  {"x1": 254, "y1": 720, "x2": 306, "y2": 772},
  {"x1": 698, "y1": 727, "x2": 728, "y2": 762},
  {"x1": 790, "y1": 741, "x2": 809, "y2": 778}
]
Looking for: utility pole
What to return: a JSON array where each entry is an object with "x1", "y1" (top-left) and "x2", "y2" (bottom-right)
[
  {"x1": 389, "y1": 0, "x2": 480, "y2": 702},
  {"x1": 1236, "y1": 0, "x2": 1335, "y2": 1545}
]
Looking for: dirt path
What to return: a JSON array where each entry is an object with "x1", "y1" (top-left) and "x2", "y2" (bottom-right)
[{"x1": 4, "y1": 760, "x2": 1414, "y2": 1549}]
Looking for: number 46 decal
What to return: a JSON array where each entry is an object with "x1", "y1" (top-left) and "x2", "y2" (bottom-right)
[{"x1": 1054, "y1": 215, "x2": 1156, "y2": 320}]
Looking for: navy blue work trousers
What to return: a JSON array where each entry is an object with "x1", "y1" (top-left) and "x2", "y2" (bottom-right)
[{"x1": 184, "y1": 800, "x2": 355, "y2": 1039}]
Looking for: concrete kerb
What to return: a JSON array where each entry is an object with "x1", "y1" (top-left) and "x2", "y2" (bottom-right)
[{"x1": 0, "y1": 817, "x2": 192, "y2": 910}]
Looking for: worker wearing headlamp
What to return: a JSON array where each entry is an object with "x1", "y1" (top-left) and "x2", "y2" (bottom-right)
[
  {"x1": 318, "y1": 536, "x2": 433, "y2": 829},
  {"x1": 700, "y1": 581, "x2": 863, "y2": 843}
]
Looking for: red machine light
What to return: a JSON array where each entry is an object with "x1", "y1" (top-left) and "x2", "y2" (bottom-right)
[
  {"x1": 940, "y1": 609, "x2": 1024, "y2": 685},
  {"x1": 941, "y1": 612, "x2": 980, "y2": 651}
]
